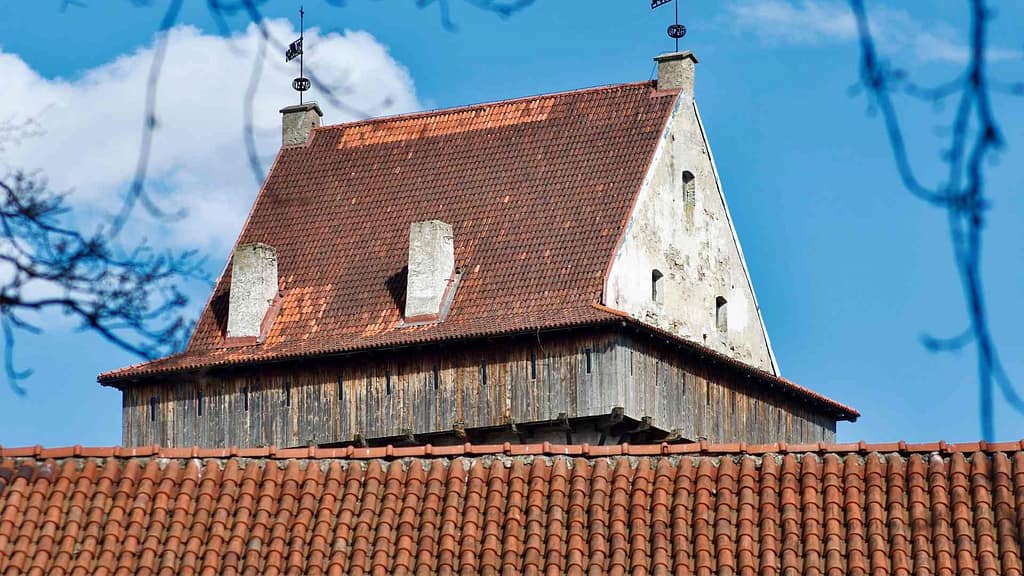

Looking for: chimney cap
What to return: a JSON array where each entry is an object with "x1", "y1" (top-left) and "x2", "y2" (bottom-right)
[
  {"x1": 653, "y1": 50, "x2": 699, "y2": 65},
  {"x1": 279, "y1": 102, "x2": 323, "y2": 116},
  {"x1": 654, "y1": 50, "x2": 698, "y2": 93}
]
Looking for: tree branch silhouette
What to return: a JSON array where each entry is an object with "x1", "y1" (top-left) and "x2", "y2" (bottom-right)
[
  {"x1": 849, "y1": 0, "x2": 1024, "y2": 440},
  {"x1": 0, "y1": 0, "x2": 536, "y2": 394},
  {"x1": 0, "y1": 169, "x2": 203, "y2": 394}
]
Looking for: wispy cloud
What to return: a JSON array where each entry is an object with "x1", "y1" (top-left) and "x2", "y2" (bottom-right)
[
  {"x1": 723, "y1": 0, "x2": 1022, "y2": 64},
  {"x1": 0, "y1": 20, "x2": 421, "y2": 252},
  {"x1": 725, "y1": 0, "x2": 856, "y2": 44}
]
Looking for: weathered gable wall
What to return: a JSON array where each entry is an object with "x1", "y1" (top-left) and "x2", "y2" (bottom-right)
[
  {"x1": 121, "y1": 329, "x2": 833, "y2": 448},
  {"x1": 604, "y1": 92, "x2": 777, "y2": 374}
]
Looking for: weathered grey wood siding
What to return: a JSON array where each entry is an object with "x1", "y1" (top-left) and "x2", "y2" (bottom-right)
[{"x1": 121, "y1": 329, "x2": 838, "y2": 447}]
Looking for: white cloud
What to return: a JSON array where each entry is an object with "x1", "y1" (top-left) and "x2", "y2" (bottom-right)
[
  {"x1": 723, "y1": 0, "x2": 1022, "y2": 64},
  {"x1": 725, "y1": 0, "x2": 857, "y2": 44},
  {"x1": 0, "y1": 20, "x2": 421, "y2": 251}
]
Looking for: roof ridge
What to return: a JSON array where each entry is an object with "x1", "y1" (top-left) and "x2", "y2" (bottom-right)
[
  {"x1": 314, "y1": 80, "x2": 658, "y2": 133},
  {"x1": 4, "y1": 439, "x2": 1022, "y2": 461}
]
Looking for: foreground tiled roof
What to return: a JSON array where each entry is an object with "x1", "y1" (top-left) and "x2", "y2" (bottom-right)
[
  {"x1": 2, "y1": 441, "x2": 1021, "y2": 575},
  {"x1": 102, "y1": 82, "x2": 678, "y2": 381}
]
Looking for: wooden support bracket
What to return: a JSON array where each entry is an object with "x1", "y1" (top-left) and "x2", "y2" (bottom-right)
[
  {"x1": 556, "y1": 412, "x2": 571, "y2": 430},
  {"x1": 664, "y1": 428, "x2": 687, "y2": 443},
  {"x1": 638, "y1": 416, "x2": 653, "y2": 432},
  {"x1": 400, "y1": 428, "x2": 416, "y2": 445}
]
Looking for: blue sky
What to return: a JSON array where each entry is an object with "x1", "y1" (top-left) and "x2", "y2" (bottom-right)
[{"x1": 0, "y1": 0, "x2": 1022, "y2": 446}]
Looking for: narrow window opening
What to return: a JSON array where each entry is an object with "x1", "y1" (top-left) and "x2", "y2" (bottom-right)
[
  {"x1": 651, "y1": 269, "x2": 664, "y2": 303},
  {"x1": 529, "y1": 351, "x2": 537, "y2": 381},
  {"x1": 285, "y1": 382, "x2": 291, "y2": 407},
  {"x1": 682, "y1": 170, "x2": 696, "y2": 228},
  {"x1": 629, "y1": 350, "x2": 634, "y2": 376},
  {"x1": 715, "y1": 296, "x2": 728, "y2": 333},
  {"x1": 584, "y1": 348, "x2": 592, "y2": 374},
  {"x1": 243, "y1": 385, "x2": 249, "y2": 412},
  {"x1": 385, "y1": 369, "x2": 392, "y2": 395},
  {"x1": 197, "y1": 389, "x2": 204, "y2": 417},
  {"x1": 337, "y1": 375, "x2": 344, "y2": 400},
  {"x1": 480, "y1": 358, "x2": 488, "y2": 387},
  {"x1": 149, "y1": 396, "x2": 157, "y2": 422},
  {"x1": 432, "y1": 365, "x2": 440, "y2": 390}
]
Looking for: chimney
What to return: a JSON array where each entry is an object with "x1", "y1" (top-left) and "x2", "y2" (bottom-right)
[
  {"x1": 227, "y1": 243, "x2": 278, "y2": 338},
  {"x1": 654, "y1": 51, "x2": 698, "y2": 95},
  {"x1": 405, "y1": 220, "x2": 455, "y2": 320},
  {"x1": 280, "y1": 102, "x2": 323, "y2": 146}
]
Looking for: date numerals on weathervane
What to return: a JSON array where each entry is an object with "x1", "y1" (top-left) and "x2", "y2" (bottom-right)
[{"x1": 651, "y1": 0, "x2": 687, "y2": 43}]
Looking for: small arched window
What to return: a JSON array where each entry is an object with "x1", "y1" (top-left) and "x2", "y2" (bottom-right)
[
  {"x1": 652, "y1": 269, "x2": 664, "y2": 303},
  {"x1": 682, "y1": 171, "x2": 696, "y2": 228},
  {"x1": 716, "y1": 296, "x2": 728, "y2": 333}
]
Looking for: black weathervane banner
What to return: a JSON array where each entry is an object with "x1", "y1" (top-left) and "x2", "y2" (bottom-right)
[{"x1": 285, "y1": 37, "x2": 303, "y2": 62}]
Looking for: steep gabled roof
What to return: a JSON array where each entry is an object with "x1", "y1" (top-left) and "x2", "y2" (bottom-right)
[
  {"x1": 1, "y1": 441, "x2": 1022, "y2": 574},
  {"x1": 101, "y1": 81, "x2": 678, "y2": 380}
]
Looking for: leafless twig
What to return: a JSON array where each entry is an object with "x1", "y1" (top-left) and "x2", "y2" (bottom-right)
[
  {"x1": 849, "y1": 0, "x2": 1023, "y2": 440},
  {"x1": 0, "y1": 171, "x2": 203, "y2": 394}
]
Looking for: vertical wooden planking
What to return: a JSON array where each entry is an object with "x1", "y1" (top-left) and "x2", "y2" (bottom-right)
[{"x1": 122, "y1": 328, "x2": 838, "y2": 447}]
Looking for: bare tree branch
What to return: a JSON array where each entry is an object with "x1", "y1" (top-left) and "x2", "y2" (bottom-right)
[
  {"x1": 243, "y1": 27, "x2": 268, "y2": 186},
  {"x1": 0, "y1": 171, "x2": 203, "y2": 394},
  {"x1": 0, "y1": 0, "x2": 536, "y2": 395},
  {"x1": 849, "y1": 0, "x2": 1023, "y2": 439}
]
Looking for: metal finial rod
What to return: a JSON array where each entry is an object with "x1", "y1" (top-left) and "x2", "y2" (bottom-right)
[
  {"x1": 653, "y1": 0, "x2": 687, "y2": 49},
  {"x1": 288, "y1": 6, "x2": 311, "y2": 101}
]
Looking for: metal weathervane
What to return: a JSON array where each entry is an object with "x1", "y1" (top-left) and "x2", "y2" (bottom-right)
[
  {"x1": 651, "y1": 0, "x2": 686, "y2": 51},
  {"x1": 286, "y1": 6, "x2": 311, "y2": 103}
]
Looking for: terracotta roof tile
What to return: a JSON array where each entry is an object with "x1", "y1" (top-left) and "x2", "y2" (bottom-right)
[
  {"x1": 102, "y1": 82, "x2": 677, "y2": 381},
  {"x1": 3, "y1": 442, "x2": 1024, "y2": 574}
]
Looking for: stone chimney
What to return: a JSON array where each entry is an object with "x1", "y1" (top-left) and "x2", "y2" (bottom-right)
[
  {"x1": 654, "y1": 51, "x2": 698, "y2": 95},
  {"x1": 227, "y1": 243, "x2": 278, "y2": 338},
  {"x1": 280, "y1": 102, "x2": 323, "y2": 146},
  {"x1": 405, "y1": 220, "x2": 455, "y2": 320}
]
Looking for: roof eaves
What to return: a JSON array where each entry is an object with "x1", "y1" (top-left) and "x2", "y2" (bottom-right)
[
  {"x1": 2, "y1": 439, "x2": 1019, "y2": 461},
  {"x1": 97, "y1": 311, "x2": 623, "y2": 384},
  {"x1": 592, "y1": 303, "x2": 860, "y2": 421}
]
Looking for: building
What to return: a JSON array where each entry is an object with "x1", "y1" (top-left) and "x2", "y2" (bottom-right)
[
  {"x1": 99, "y1": 52, "x2": 857, "y2": 448},
  {"x1": 3, "y1": 52, "x2": 1021, "y2": 576}
]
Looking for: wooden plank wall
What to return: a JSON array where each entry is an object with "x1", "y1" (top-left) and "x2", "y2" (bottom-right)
[
  {"x1": 122, "y1": 329, "x2": 837, "y2": 447},
  {"x1": 616, "y1": 332, "x2": 837, "y2": 444}
]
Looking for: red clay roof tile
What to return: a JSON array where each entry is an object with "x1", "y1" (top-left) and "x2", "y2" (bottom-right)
[
  {"x1": 100, "y1": 82, "x2": 676, "y2": 381},
  {"x1": 3, "y1": 442, "x2": 1024, "y2": 573}
]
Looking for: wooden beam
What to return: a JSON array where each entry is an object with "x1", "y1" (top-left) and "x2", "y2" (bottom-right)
[{"x1": 400, "y1": 428, "x2": 416, "y2": 445}]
